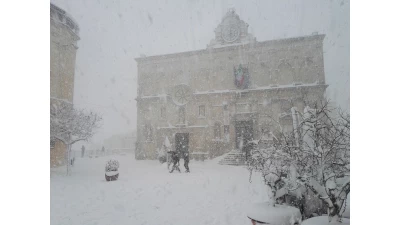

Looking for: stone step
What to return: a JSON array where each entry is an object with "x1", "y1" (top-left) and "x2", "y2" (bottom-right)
[
  {"x1": 223, "y1": 157, "x2": 246, "y2": 160},
  {"x1": 218, "y1": 150, "x2": 248, "y2": 166},
  {"x1": 221, "y1": 158, "x2": 246, "y2": 161},
  {"x1": 222, "y1": 155, "x2": 245, "y2": 157},
  {"x1": 219, "y1": 160, "x2": 246, "y2": 164},
  {"x1": 220, "y1": 158, "x2": 246, "y2": 162},
  {"x1": 218, "y1": 162, "x2": 246, "y2": 166}
]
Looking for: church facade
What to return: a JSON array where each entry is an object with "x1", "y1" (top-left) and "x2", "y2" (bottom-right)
[{"x1": 135, "y1": 9, "x2": 327, "y2": 160}]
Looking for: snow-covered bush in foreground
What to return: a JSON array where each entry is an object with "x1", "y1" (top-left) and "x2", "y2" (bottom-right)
[
  {"x1": 248, "y1": 141, "x2": 306, "y2": 205},
  {"x1": 246, "y1": 202, "x2": 302, "y2": 225},
  {"x1": 105, "y1": 159, "x2": 120, "y2": 181},
  {"x1": 248, "y1": 100, "x2": 350, "y2": 223},
  {"x1": 302, "y1": 216, "x2": 350, "y2": 225},
  {"x1": 105, "y1": 159, "x2": 119, "y2": 172},
  {"x1": 296, "y1": 102, "x2": 350, "y2": 223}
]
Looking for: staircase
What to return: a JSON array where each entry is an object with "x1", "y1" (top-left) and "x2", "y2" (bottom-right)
[{"x1": 218, "y1": 150, "x2": 247, "y2": 166}]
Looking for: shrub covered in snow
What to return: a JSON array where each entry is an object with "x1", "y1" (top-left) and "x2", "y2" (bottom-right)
[
  {"x1": 105, "y1": 159, "x2": 119, "y2": 172},
  {"x1": 246, "y1": 202, "x2": 302, "y2": 225},
  {"x1": 301, "y1": 216, "x2": 350, "y2": 225},
  {"x1": 247, "y1": 100, "x2": 350, "y2": 223}
]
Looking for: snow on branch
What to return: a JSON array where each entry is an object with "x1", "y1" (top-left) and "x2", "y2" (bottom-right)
[
  {"x1": 50, "y1": 101, "x2": 103, "y2": 146},
  {"x1": 248, "y1": 98, "x2": 350, "y2": 222}
]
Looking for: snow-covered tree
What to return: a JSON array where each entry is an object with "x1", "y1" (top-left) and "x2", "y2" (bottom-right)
[
  {"x1": 295, "y1": 102, "x2": 350, "y2": 223},
  {"x1": 249, "y1": 100, "x2": 350, "y2": 222},
  {"x1": 50, "y1": 101, "x2": 102, "y2": 174},
  {"x1": 247, "y1": 138, "x2": 306, "y2": 208}
]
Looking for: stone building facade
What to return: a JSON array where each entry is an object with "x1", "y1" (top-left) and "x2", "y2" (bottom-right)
[
  {"x1": 50, "y1": 3, "x2": 80, "y2": 167},
  {"x1": 135, "y1": 9, "x2": 327, "y2": 160}
]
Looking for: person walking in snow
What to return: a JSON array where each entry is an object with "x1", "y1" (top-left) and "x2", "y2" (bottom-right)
[
  {"x1": 183, "y1": 151, "x2": 190, "y2": 173},
  {"x1": 169, "y1": 150, "x2": 181, "y2": 173}
]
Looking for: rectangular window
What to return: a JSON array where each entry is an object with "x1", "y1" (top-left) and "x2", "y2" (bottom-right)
[
  {"x1": 178, "y1": 107, "x2": 185, "y2": 124},
  {"x1": 199, "y1": 105, "x2": 205, "y2": 117},
  {"x1": 224, "y1": 125, "x2": 230, "y2": 142},
  {"x1": 160, "y1": 106, "x2": 166, "y2": 119},
  {"x1": 214, "y1": 123, "x2": 221, "y2": 139}
]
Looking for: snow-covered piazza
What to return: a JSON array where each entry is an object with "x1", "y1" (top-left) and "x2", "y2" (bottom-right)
[
  {"x1": 50, "y1": 1, "x2": 350, "y2": 224},
  {"x1": 51, "y1": 154, "x2": 270, "y2": 225}
]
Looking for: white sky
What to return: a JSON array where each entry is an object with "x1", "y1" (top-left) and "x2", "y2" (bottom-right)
[{"x1": 51, "y1": 0, "x2": 350, "y2": 147}]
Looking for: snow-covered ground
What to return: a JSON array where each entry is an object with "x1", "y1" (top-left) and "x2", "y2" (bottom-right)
[{"x1": 51, "y1": 154, "x2": 270, "y2": 225}]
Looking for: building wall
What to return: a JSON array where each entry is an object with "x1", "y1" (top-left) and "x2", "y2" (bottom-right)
[
  {"x1": 135, "y1": 12, "x2": 326, "y2": 160},
  {"x1": 136, "y1": 35, "x2": 325, "y2": 97},
  {"x1": 50, "y1": 140, "x2": 67, "y2": 167},
  {"x1": 135, "y1": 84, "x2": 326, "y2": 160},
  {"x1": 50, "y1": 3, "x2": 79, "y2": 167}
]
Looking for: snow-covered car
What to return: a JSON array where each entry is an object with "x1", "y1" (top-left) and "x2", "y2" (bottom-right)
[
  {"x1": 246, "y1": 202, "x2": 302, "y2": 225},
  {"x1": 301, "y1": 216, "x2": 350, "y2": 225}
]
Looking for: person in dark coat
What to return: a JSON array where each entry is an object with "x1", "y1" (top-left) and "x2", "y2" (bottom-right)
[
  {"x1": 81, "y1": 145, "x2": 85, "y2": 158},
  {"x1": 183, "y1": 151, "x2": 190, "y2": 173},
  {"x1": 169, "y1": 151, "x2": 181, "y2": 173}
]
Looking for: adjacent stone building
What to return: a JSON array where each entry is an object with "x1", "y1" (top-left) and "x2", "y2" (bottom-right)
[
  {"x1": 135, "y1": 9, "x2": 327, "y2": 160},
  {"x1": 50, "y1": 3, "x2": 80, "y2": 167}
]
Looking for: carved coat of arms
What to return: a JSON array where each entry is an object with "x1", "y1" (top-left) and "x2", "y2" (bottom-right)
[{"x1": 234, "y1": 64, "x2": 249, "y2": 89}]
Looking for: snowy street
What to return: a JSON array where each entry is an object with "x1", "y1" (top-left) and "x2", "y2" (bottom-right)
[{"x1": 51, "y1": 154, "x2": 269, "y2": 225}]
